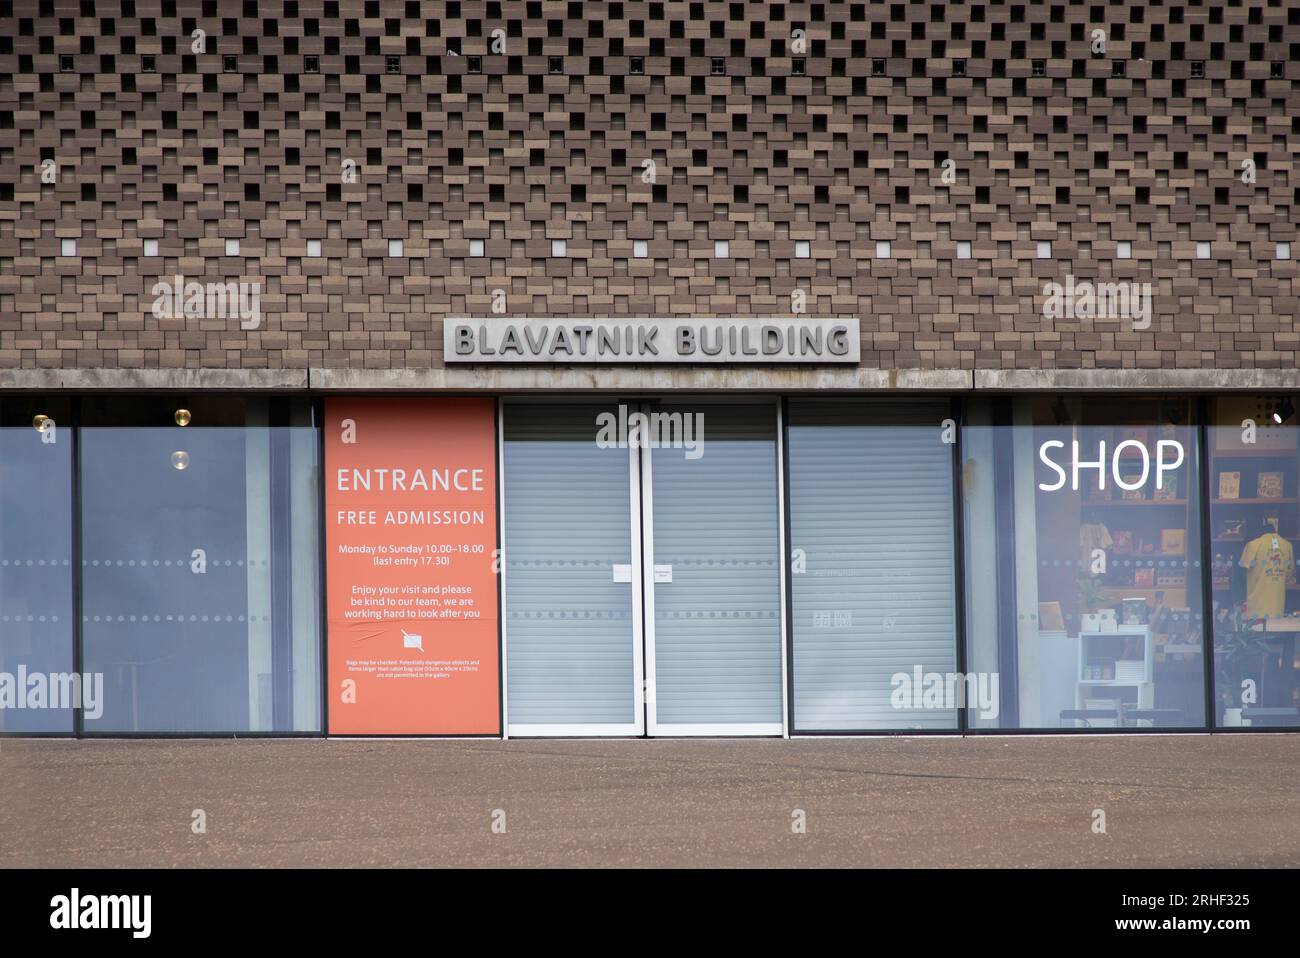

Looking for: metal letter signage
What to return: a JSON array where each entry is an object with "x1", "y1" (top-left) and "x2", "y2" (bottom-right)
[{"x1": 444, "y1": 317, "x2": 861, "y2": 364}]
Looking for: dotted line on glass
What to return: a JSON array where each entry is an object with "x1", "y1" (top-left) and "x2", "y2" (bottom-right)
[{"x1": 81, "y1": 614, "x2": 272, "y2": 623}]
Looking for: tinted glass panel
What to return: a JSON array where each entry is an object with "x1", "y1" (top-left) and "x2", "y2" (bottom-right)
[
  {"x1": 1208, "y1": 395, "x2": 1300, "y2": 728},
  {"x1": 0, "y1": 398, "x2": 75, "y2": 732},
  {"x1": 963, "y1": 396, "x2": 1206, "y2": 729},
  {"x1": 79, "y1": 397, "x2": 321, "y2": 733}
]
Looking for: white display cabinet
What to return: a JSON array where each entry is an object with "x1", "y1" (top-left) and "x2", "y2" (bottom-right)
[{"x1": 1075, "y1": 628, "x2": 1154, "y2": 727}]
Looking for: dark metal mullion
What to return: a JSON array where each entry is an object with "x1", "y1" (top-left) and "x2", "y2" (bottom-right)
[
  {"x1": 951, "y1": 396, "x2": 969, "y2": 735},
  {"x1": 71, "y1": 396, "x2": 84, "y2": 738},
  {"x1": 992, "y1": 396, "x2": 1020, "y2": 729},
  {"x1": 1197, "y1": 396, "x2": 1217, "y2": 731}
]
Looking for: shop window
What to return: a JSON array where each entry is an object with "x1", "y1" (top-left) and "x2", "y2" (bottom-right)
[
  {"x1": 1208, "y1": 396, "x2": 1300, "y2": 728},
  {"x1": 78, "y1": 397, "x2": 321, "y2": 733},
  {"x1": 962, "y1": 397, "x2": 1206, "y2": 730},
  {"x1": 0, "y1": 398, "x2": 75, "y2": 732},
  {"x1": 788, "y1": 400, "x2": 960, "y2": 731}
]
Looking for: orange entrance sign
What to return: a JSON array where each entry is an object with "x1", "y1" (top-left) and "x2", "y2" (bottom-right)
[{"x1": 325, "y1": 397, "x2": 499, "y2": 734}]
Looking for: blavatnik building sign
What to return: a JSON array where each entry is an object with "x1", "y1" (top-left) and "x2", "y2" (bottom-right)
[{"x1": 444, "y1": 317, "x2": 861, "y2": 364}]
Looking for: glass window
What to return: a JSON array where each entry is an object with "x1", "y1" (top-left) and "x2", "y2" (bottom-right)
[
  {"x1": 963, "y1": 396, "x2": 1206, "y2": 730},
  {"x1": 79, "y1": 397, "x2": 321, "y2": 733},
  {"x1": 1208, "y1": 395, "x2": 1300, "y2": 728},
  {"x1": 787, "y1": 399, "x2": 959, "y2": 731},
  {"x1": 0, "y1": 398, "x2": 75, "y2": 732}
]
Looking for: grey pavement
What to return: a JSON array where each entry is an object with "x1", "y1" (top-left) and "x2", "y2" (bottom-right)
[{"x1": 2, "y1": 735, "x2": 1297, "y2": 868}]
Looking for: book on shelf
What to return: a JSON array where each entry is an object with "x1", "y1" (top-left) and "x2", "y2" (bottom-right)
[
  {"x1": 1120, "y1": 476, "x2": 1146, "y2": 501},
  {"x1": 1216, "y1": 518, "x2": 1245, "y2": 540},
  {"x1": 1257, "y1": 471, "x2": 1284, "y2": 499},
  {"x1": 1218, "y1": 471, "x2": 1241, "y2": 500},
  {"x1": 1121, "y1": 596, "x2": 1148, "y2": 626},
  {"x1": 1038, "y1": 601, "x2": 1065, "y2": 632}
]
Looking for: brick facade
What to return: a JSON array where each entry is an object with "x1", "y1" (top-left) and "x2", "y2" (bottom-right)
[{"x1": 1, "y1": 0, "x2": 1297, "y2": 374}]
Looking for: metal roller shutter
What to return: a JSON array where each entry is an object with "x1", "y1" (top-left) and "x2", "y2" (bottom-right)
[{"x1": 788, "y1": 399, "x2": 959, "y2": 731}]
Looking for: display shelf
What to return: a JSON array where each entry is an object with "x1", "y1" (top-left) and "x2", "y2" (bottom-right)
[
  {"x1": 1082, "y1": 499, "x2": 1188, "y2": 507},
  {"x1": 1214, "y1": 584, "x2": 1300, "y2": 592},
  {"x1": 1209, "y1": 414, "x2": 1300, "y2": 693},
  {"x1": 1097, "y1": 578, "x2": 1190, "y2": 590},
  {"x1": 1213, "y1": 448, "x2": 1300, "y2": 458},
  {"x1": 1211, "y1": 498, "x2": 1298, "y2": 506}
]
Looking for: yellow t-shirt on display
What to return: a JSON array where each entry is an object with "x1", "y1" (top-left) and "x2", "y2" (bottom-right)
[{"x1": 1240, "y1": 532, "x2": 1295, "y2": 619}]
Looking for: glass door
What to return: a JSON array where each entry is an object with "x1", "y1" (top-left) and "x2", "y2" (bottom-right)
[
  {"x1": 502, "y1": 403, "x2": 644, "y2": 736},
  {"x1": 502, "y1": 399, "x2": 785, "y2": 737},
  {"x1": 641, "y1": 402, "x2": 786, "y2": 735}
]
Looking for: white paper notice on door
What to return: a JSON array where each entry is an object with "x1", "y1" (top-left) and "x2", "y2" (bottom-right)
[
  {"x1": 612, "y1": 563, "x2": 633, "y2": 583},
  {"x1": 654, "y1": 564, "x2": 673, "y2": 583}
]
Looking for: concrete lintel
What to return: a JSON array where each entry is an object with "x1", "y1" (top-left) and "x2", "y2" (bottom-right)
[
  {"x1": 0, "y1": 369, "x2": 310, "y2": 392},
  {"x1": 974, "y1": 369, "x2": 1300, "y2": 392},
  {"x1": 9, "y1": 366, "x2": 1298, "y2": 394},
  {"x1": 308, "y1": 366, "x2": 974, "y2": 392}
]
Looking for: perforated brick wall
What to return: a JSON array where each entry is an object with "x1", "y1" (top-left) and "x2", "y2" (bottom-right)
[{"x1": 0, "y1": 0, "x2": 1297, "y2": 373}]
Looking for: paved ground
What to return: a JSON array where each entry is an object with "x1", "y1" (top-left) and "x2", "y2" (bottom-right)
[{"x1": 2, "y1": 735, "x2": 1297, "y2": 868}]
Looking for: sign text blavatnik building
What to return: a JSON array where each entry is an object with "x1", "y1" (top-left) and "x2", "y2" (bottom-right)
[{"x1": 444, "y1": 317, "x2": 861, "y2": 364}]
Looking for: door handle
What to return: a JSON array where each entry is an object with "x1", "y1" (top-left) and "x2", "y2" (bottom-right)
[{"x1": 653, "y1": 564, "x2": 673, "y2": 583}]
